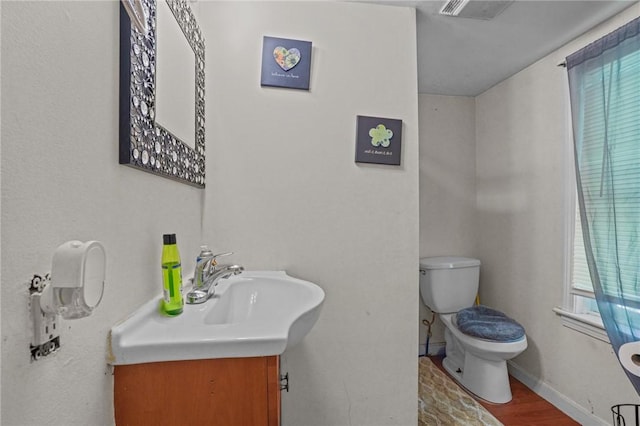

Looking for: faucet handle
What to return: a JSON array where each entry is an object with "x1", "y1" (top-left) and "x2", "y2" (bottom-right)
[{"x1": 210, "y1": 252, "x2": 233, "y2": 267}]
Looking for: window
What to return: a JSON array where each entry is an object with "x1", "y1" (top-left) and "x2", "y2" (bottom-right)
[
  {"x1": 569, "y1": 191, "x2": 603, "y2": 320},
  {"x1": 571, "y1": 200, "x2": 596, "y2": 297},
  {"x1": 557, "y1": 116, "x2": 607, "y2": 340}
]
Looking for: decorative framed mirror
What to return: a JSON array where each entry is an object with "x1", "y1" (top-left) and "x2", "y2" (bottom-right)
[{"x1": 119, "y1": 0, "x2": 205, "y2": 187}]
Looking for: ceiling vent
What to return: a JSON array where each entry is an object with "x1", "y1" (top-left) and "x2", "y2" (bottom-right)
[
  {"x1": 439, "y1": 0, "x2": 470, "y2": 17},
  {"x1": 439, "y1": 0, "x2": 514, "y2": 20}
]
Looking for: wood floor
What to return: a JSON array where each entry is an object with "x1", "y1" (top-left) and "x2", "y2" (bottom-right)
[{"x1": 430, "y1": 356, "x2": 579, "y2": 426}]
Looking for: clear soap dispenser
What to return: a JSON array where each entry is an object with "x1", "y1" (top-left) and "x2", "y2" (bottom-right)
[{"x1": 161, "y1": 234, "x2": 183, "y2": 316}]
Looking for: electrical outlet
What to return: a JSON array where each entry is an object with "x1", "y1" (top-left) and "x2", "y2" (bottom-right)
[{"x1": 29, "y1": 275, "x2": 60, "y2": 361}]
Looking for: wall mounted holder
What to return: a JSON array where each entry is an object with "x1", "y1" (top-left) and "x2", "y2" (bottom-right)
[{"x1": 29, "y1": 241, "x2": 106, "y2": 361}]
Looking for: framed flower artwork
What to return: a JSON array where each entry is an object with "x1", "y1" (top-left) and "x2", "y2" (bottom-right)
[{"x1": 355, "y1": 116, "x2": 403, "y2": 166}]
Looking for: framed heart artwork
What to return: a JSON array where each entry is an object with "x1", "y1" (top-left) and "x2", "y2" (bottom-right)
[{"x1": 260, "y1": 36, "x2": 312, "y2": 90}]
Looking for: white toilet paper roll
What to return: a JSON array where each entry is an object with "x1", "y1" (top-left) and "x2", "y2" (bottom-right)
[{"x1": 618, "y1": 341, "x2": 640, "y2": 377}]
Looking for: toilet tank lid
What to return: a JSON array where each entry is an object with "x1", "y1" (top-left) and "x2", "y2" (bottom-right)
[{"x1": 420, "y1": 256, "x2": 481, "y2": 270}]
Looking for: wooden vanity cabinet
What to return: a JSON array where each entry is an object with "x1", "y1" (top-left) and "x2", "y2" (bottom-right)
[{"x1": 114, "y1": 356, "x2": 280, "y2": 426}]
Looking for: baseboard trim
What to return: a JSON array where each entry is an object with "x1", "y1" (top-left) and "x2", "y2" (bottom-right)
[{"x1": 507, "y1": 361, "x2": 609, "y2": 426}]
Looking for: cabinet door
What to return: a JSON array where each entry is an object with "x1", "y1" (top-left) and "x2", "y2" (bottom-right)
[{"x1": 115, "y1": 356, "x2": 279, "y2": 426}]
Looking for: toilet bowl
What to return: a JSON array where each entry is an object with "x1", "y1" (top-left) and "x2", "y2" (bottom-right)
[
  {"x1": 419, "y1": 256, "x2": 527, "y2": 404},
  {"x1": 440, "y1": 312, "x2": 527, "y2": 403}
]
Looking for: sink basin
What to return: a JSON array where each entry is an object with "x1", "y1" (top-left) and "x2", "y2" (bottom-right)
[{"x1": 108, "y1": 271, "x2": 324, "y2": 365}]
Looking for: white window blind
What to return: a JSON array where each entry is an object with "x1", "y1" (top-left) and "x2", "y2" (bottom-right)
[{"x1": 571, "y1": 202, "x2": 593, "y2": 294}]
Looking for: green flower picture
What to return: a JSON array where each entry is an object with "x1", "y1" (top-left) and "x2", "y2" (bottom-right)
[
  {"x1": 369, "y1": 124, "x2": 393, "y2": 147},
  {"x1": 355, "y1": 116, "x2": 403, "y2": 166}
]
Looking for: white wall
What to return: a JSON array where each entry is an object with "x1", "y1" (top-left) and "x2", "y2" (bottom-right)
[
  {"x1": 1, "y1": 2, "x2": 203, "y2": 425},
  {"x1": 2, "y1": 1, "x2": 419, "y2": 425},
  {"x1": 200, "y1": 2, "x2": 419, "y2": 425},
  {"x1": 475, "y1": 4, "x2": 640, "y2": 423},
  {"x1": 418, "y1": 94, "x2": 476, "y2": 352}
]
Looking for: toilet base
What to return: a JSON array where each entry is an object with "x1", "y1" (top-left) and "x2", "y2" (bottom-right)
[{"x1": 442, "y1": 352, "x2": 512, "y2": 404}]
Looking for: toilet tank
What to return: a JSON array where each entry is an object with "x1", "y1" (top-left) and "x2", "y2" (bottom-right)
[{"x1": 419, "y1": 256, "x2": 481, "y2": 313}]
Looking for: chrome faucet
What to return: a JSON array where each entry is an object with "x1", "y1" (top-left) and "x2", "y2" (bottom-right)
[{"x1": 186, "y1": 251, "x2": 244, "y2": 304}]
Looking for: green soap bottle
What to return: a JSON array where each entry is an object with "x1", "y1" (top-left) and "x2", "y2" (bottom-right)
[{"x1": 161, "y1": 233, "x2": 183, "y2": 316}]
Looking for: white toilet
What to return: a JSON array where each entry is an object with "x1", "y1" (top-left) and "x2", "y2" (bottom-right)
[{"x1": 419, "y1": 256, "x2": 527, "y2": 404}]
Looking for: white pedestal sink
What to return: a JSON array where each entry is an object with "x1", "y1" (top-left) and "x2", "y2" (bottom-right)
[{"x1": 109, "y1": 271, "x2": 324, "y2": 365}]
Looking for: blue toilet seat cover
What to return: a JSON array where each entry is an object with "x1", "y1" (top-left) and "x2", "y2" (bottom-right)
[{"x1": 456, "y1": 305, "x2": 525, "y2": 342}]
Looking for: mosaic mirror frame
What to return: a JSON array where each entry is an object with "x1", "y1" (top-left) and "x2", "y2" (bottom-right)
[{"x1": 119, "y1": 0, "x2": 205, "y2": 187}]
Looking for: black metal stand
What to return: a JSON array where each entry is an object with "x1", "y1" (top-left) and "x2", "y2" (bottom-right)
[{"x1": 612, "y1": 404, "x2": 640, "y2": 426}]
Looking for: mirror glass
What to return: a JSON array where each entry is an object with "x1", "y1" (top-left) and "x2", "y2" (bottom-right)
[
  {"x1": 155, "y1": 0, "x2": 195, "y2": 149},
  {"x1": 119, "y1": 0, "x2": 205, "y2": 187}
]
